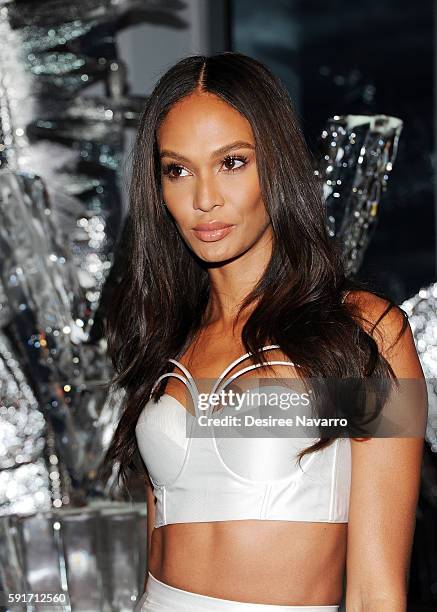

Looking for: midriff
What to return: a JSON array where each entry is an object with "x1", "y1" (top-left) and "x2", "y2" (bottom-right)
[{"x1": 147, "y1": 520, "x2": 347, "y2": 606}]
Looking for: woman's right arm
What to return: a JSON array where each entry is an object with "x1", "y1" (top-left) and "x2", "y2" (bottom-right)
[{"x1": 143, "y1": 473, "x2": 156, "y2": 591}]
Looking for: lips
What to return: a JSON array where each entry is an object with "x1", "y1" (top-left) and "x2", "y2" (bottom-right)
[
  {"x1": 192, "y1": 221, "x2": 235, "y2": 242},
  {"x1": 193, "y1": 221, "x2": 233, "y2": 231}
]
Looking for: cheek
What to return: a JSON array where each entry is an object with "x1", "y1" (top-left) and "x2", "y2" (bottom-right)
[
  {"x1": 229, "y1": 184, "x2": 267, "y2": 225},
  {"x1": 226, "y1": 167, "x2": 264, "y2": 210},
  {"x1": 162, "y1": 185, "x2": 196, "y2": 225},
  {"x1": 168, "y1": 209, "x2": 191, "y2": 237},
  {"x1": 162, "y1": 186, "x2": 191, "y2": 222}
]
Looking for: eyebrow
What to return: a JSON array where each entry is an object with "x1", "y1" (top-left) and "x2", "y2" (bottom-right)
[{"x1": 159, "y1": 140, "x2": 255, "y2": 163}]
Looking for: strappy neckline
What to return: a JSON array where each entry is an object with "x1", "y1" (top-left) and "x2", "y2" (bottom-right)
[
  {"x1": 149, "y1": 292, "x2": 352, "y2": 417},
  {"x1": 150, "y1": 344, "x2": 298, "y2": 418}
]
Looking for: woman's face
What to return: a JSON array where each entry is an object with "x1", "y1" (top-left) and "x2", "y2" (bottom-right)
[{"x1": 156, "y1": 91, "x2": 272, "y2": 264}]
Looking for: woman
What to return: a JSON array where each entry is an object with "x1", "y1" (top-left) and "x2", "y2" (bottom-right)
[{"x1": 103, "y1": 52, "x2": 426, "y2": 611}]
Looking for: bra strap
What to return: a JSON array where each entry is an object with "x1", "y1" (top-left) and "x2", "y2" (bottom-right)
[
  {"x1": 150, "y1": 366, "x2": 201, "y2": 417},
  {"x1": 208, "y1": 346, "x2": 297, "y2": 416},
  {"x1": 214, "y1": 359, "x2": 297, "y2": 394},
  {"x1": 210, "y1": 344, "x2": 281, "y2": 394},
  {"x1": 168, "y1": 358, "x2": 201, "y2": 400},
  {"x1": 152, "y1": 345, "x2": 296, "y2": 417}
]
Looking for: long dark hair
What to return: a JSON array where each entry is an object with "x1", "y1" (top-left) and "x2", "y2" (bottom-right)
[{"x1": 102, "y1": 51, "x2": 408, "y2": 493}]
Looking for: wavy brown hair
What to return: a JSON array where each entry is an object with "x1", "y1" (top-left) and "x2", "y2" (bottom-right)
[{"x1": 102, "y1": 51, "x2": 408, "y2": 494}]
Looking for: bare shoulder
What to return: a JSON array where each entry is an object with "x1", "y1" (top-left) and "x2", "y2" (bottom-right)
[
  {"x1": 344, "y1": 288, "x2": 403, "y2": 329},
  {"x1": 345, "y1": 289, "x2": 420, "y2": 375}
]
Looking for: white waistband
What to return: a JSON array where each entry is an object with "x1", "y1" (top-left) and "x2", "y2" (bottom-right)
[{"x1": 135, "y1": 571, "x2": 340, "y2": 611}]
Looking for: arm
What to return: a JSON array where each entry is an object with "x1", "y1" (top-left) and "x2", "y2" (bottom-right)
[
  {"x1": 345, "y1": 291, "x2": 427, "y2": 611},
  {"x1": 143, "y1": 472, "x2": 156, "y2": 591}
]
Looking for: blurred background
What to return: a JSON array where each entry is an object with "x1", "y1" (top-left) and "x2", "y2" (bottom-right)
[{"x1": 0, "y1": 1, "x2": 435, "y2": 610}]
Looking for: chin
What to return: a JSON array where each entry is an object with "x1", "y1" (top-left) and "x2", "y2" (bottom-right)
[{"x1": 195, "y1": 246, "x2": 243, "y2": 265}]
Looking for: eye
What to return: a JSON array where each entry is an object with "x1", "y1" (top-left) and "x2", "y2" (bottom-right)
[
  {"x1": 222, "y1": 155, "x2": 248, "y2": 172},
  {"x1": 162, "y1": 163, "x2": 190, "y2": 180}
]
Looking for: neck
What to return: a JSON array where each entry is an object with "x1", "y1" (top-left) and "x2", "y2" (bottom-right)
[{"x1": 203, "y1": 229, "x2": 273, "y2": 329}]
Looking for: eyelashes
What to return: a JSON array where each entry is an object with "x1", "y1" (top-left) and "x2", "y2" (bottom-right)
[{"x1": 161, "y1": 154, "x2": 249, "y2": 181}]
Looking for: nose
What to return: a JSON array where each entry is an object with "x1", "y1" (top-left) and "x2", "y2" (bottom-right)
[{"x1": 193, "y1": 173, "x2": 224, "y2": 212}]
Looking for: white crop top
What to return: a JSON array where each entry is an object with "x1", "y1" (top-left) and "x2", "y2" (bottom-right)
[{"x1": 135, "y1": 345, "x2": 352, "y2": 528}]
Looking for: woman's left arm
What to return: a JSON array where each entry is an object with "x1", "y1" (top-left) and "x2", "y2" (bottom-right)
[{"x1": 345, "y1": 292, "x2": 427, "y2": 611}]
